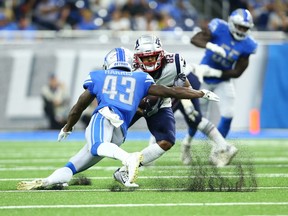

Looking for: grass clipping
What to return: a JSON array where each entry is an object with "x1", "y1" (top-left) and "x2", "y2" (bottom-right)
[{"x1": 185, "y1": 156, "x2": 257, "y2": 192}]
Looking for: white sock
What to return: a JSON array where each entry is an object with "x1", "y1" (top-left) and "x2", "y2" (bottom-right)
[
  {"x1": 97, "y1": 142, "x2": 129, "y2": 164},
  {"x1": 148, "y1": 135, "x2": 156, "y2": 146},
  {"x1": 141, "y1": 143, "x2": 166, "y2": 165},
  {"x1": 118, "y1": 142, "x2": 166, "y2": 171},
  {"x1": 44, "y1": 167, "x2": 73, "y2": 186},
  {"x1": 207, "y1": 128, "x2": 228, "y2": 149},
  {"x1": 182, "y1": 134, "x2": 192, "y2": 147},
  {"x1": 198, "y1": 118, "x2": 227, "y2": 150}
]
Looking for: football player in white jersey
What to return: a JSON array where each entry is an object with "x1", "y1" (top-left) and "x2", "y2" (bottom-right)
[
  {"x1": 113, "y1": 35, "x2": 237, "y2": 187},
  {"x1": 180, "y1": 8, "x2": 257, "y2": 165}
]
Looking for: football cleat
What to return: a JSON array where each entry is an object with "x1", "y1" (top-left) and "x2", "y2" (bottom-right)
[
  {"x1": 181, "y1": 136, "x2": 192, "y2": 165},
  {"x1": 210, "y1": 145, "x2": 238, "y2": 167},
  {"x1": 124, "y1": 152, "x2": 143, "y2": 183},
  {"x1": 17, "y1": 179, "x2": 68, "y2": 190},
  {"x1": 113, "y1": 168, "x2": 139, "y2": 187},
  {"x1": 17, "y1": 179, "x2": 45, "y2": 190}
]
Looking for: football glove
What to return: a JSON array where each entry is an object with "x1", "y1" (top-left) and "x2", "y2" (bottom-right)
[
  {"x1": 142, "y1": 98, "x2": 163, "y2": 117},
  {"x1": 204, "y1": 67, "x2": 222, "y2": 78},
  {"x1": 206, "y1": 42, "x2": 226, "y2": 58},
  {"x1": 201, "y1": 89, "x2": 220, "y2": 102},
  {"x1": 57, "y1": 126, "x2": 73, "y2": 142},
  {"x1": 190, "y1": 63, "x2": 208, "y2": 83},
  {"x1": 191, "y1": 63, "x2": 222, "y2": 79}
]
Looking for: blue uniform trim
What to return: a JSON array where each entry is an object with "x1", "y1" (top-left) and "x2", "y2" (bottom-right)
[
  {"x1": 175, "y1": 53, "x2": 181, "y2": 75},
  {"x1": 65, "y1": 162, "x2": 77, "y2": 174},
  {"x1": 90, "y1": 113, "x2": 105, "y2": 156}
]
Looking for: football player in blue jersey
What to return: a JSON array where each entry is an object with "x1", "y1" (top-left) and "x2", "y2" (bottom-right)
[
  {"x1": 17, "y1": 47, "x2": 219, "y2": 190},
  {"x1": 180, "y1": 8, "x2": 258, "y2": 164}
]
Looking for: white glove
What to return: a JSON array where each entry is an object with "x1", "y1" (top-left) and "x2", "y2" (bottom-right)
[
  {"x1": 57, "y1": 126, "x2": 73, "y2": 142},
  {"x1": 206, "y1": 42, "x2": 226, "y2": 58},
  {"x1": 190, "y1": 63, "x2": 205, "y2": 83},
  {"x1": 204, "y1": 67, "x2": 222, "y2": 78},
  {"x1": 190, "y1": 64, "x2": 222, "y2": 81},
  {"x1": 201, "y1": 89, "x2": 220, "y2": 102}
]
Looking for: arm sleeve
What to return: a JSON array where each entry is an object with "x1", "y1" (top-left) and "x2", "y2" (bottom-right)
[{"x1": 83, "y1": 74, "x2": 95, "y2": 95}]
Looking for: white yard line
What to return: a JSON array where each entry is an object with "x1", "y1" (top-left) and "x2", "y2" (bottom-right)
[
  {"x1": 1, "y1": 173, "x2": 288, "y2": 182},
  {"x1": 1, "y1": 157, "x2": 288, "y2": 164},
  {"x1": 1, "y1": 163, "x2": 288, "y2": 171},
  {"x1": 1, "y1": 202, "x2": 288, "y2": 209},
  {"x1": 1, "y1": 186, "x2": 288, "y2": 194}
]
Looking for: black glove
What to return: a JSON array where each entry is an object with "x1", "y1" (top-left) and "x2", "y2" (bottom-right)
[{"x1": 142, "y1": 97, "x2": 163, "y2": 117}]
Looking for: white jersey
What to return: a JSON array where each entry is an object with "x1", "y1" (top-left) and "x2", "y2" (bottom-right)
[{"x1": 136, "y1": 51, "x2": 189, "y2": 110}]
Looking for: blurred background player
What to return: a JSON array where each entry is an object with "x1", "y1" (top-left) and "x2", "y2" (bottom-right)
[
  {"x1": 180, "y1": 8, "x2": 257, "y2": 166},
  {"x1": 173, "y1": 66, "x2": 237, "y2": 166},
  {"x1": 41, "y1": 73, "x2": 70, "y2": 130},
  {"x1": 113, "y1": 34, "x2": 232, "y2": 187},
  {"x1": 18, "y1": 47, "x2": 218, "y2": 190}
]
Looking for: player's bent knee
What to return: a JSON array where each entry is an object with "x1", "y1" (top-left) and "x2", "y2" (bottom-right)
[{"x1": 157, "y1": 140, "x2": 173, "y2": 151}]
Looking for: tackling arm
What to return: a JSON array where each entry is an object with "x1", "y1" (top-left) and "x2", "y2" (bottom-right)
[
  {"x1": 148, "y1": 85, "x2": 219, "y2": 101},
  {"x1": 220, "y1": 56, "x2": 249, "y2": 79},
  {"x1": 193, "y1": 56, "x2": 249, "y2": 79}
]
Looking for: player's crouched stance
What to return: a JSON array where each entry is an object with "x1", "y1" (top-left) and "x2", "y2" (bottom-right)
[{"x1": 17, "y1": 47, "x2": 219, "y2": 190}]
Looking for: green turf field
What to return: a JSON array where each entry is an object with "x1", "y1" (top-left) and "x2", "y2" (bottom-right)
[{"x1": 0, "y1": 138, "x2": 287, "y2": 215}]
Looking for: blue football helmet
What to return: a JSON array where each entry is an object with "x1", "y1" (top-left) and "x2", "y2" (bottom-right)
[
  {"x1": 228, "y1": 8, "x2": 254, "y2": 40},
  {"x1": 103, "y1": 47, "x2": 133, "y2": 71}
]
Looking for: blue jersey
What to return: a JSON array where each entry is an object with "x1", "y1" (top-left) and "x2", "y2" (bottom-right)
[
  {"x1": 202, "y1": 18, "x2": 258, "y2": 84},
  {"x1": 83, "y1": 69, "x2": 155, "y2": 136}
]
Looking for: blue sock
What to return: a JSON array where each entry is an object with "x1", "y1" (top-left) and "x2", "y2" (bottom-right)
[
  {"x1": 65, "y1": 162, "x2": 77, "y2": 175},
  {"x1": 217, "y1": 117, "x2": 232, "y2": 138}
]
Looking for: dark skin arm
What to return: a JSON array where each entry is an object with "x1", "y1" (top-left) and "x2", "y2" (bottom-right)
[
  {"x1": 63, "y1": 90, "x2": 95, "y2": 132},
  {"x1": 148, "y1": 84, "x2": 204, "y2": 99},
  {"x1": 136, "y1": 79, "x2": 194, "y2": 116},
  {"x1": 191, "y1": 29, "x2": 250, "y2": 79}
]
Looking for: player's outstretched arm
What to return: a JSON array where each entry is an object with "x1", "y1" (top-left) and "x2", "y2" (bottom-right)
[
  {"x1": 191, "y1": 30, "x2": 226, "y2": 58},
  {"x1": 221, "y1": 56, "x2": 249, "y2": 79},
  {"x1": 58, "y1": 90, "x2": 95, "y2": 141},
  {"x1": 64, "y1": 90, "x2": 95, "y2": 132},
  {"x1": 148, "y1": 85, "x2": 219, "y2": 101},
  {"x1": 190, "y1": 29, "x2": 211, "y2": 48}
]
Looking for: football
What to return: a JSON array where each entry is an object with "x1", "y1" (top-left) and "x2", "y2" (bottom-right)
[{"x1": 139, "y1": 95, "x2": 160, "y2": 109}]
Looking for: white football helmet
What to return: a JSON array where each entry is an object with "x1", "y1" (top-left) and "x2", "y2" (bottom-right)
[
  {"x1": 134, "y1": 35, "x2": 164, "y2": 73},
  {"x1": 103, "y1": 47, "x2": 133, "y2": 71},
  {"x1": 228, "y1": 8, "x2": 254, "y2": 41}
]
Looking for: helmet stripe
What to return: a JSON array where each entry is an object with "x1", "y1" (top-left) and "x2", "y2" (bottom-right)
[
  {"x1": 115, "y1": 48, "x2": 125, "y2": 62},
  {"x1": 242, "y1": 9, "x2": 249, "y2": 22}
]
